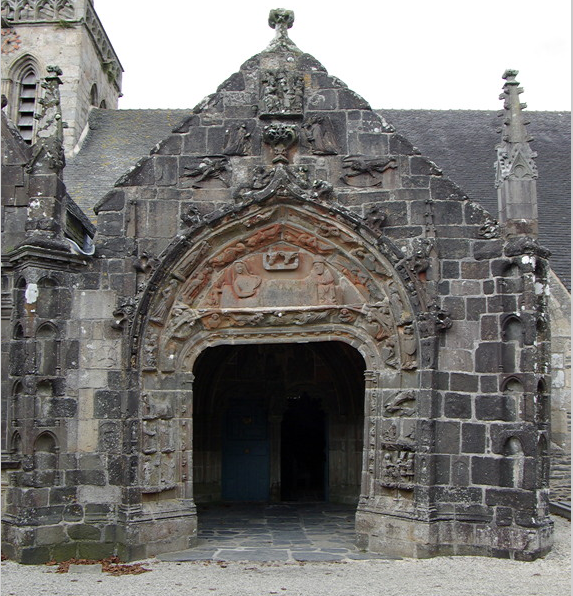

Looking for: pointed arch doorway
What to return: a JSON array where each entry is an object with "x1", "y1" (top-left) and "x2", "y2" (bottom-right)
[{"x1": 192, "y1": 341, "x2": 365, "y2": 505}]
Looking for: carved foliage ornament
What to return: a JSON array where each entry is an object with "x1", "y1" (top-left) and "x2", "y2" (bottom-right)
[
  {"x1": 263, "y1": 123, "x2": 298, "y2": 163},
  {"x1": 237, "y1": 163, "x2": 333, "y2": 203}
]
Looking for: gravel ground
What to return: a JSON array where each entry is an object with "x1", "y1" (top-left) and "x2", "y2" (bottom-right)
[{"x1": 2, "y1": 515, "x2": 570, "y2": 596}]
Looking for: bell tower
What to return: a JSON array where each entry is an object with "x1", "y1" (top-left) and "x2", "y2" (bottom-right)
[{"x1": 1, "y1": 0, "x2": 122, "y2": 153}]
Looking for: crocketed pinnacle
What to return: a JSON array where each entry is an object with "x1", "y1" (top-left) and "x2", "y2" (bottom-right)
[
  {"x1": 495, "y1": 69, "x2": 538, "y2": 190},
  {"x1": 498, "y1": 69, "x2": 533, "y2": 144}
]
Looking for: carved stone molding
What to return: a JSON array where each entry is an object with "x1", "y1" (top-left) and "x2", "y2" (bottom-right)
[{"x1": 237, "y1": 163, "x2": 334, "y2": 204}]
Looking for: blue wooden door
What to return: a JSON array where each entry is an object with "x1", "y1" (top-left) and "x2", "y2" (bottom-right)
[{"x1": 222, "y1": 401, "x2": 270, "y2": 501}]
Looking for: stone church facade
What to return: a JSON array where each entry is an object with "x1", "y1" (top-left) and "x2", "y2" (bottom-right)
[{"x1": 1, "y1": 5, "x2": 565, "y2": 563}]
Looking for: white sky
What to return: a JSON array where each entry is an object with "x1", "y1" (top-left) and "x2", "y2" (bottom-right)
[{"x1": 94, "y1": 0, "x2": 571, "y2": 112}]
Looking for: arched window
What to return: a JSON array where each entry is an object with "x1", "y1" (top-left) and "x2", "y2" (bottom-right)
[
  {"x1": 99, "y1": 99, "x2": 107, "y2": 109},
  {"x1": 16, "y1": 67, "x2": 38, "y2": 143},
  {"x1": 90, "y1": 83, "x2": 98, "y2": 107}
]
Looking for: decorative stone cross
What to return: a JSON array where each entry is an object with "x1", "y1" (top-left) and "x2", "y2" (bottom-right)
[{"x1": 268, "y1": 8, "x2": 294, "y2": 40}]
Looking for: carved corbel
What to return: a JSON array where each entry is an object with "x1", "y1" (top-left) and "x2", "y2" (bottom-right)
[{"x1": 112, "y1": 297, "x2": 137, "y2": 330}]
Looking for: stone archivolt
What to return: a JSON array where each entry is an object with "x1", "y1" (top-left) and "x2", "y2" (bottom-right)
[{"x1": 136, "y1": 202, "x2": 423, "y2": 376}]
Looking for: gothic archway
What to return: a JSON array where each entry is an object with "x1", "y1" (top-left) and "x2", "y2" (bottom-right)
[{"x1": 126, "y1": 196, "x2": 441, "y2": 547}]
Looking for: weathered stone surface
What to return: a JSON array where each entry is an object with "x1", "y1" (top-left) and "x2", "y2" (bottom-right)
[{"x1": 1, "y1": 7, "x2": 558, "y2": 566}]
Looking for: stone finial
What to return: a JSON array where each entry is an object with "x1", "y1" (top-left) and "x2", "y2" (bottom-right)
[
  {"x1": 269, "y1": 8, "x2": 294, "y2": 34},
  {"x1": 266, "y1": 8, "x2": 299, "y2": 52},
  {"x1": 495, "y1": 69, "x2": 538, "y2": 236}
]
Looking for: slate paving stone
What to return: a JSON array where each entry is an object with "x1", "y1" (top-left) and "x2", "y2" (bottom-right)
[
  {"x1": 158, "y1": 550, "x2": 218, "y2": 562},
  {"x1": 292, "y1": 552, "x2": 344, "y2": 562},
  {"x1": 215, "y1": 548, "x2": 290, "y2": 562},
  {"x1": 174, "y1": 503, "x2": 390, "y2": 562},
  {"x1": 347, "y1": 553, "x2": 402, "y2": 560}
]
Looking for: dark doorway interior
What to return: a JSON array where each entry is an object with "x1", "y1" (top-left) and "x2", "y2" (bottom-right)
[
  {"x1": 222, "y1": 400, "x2": 270, "y2": 501},
  {"x1": 281, "y1": 393, "x2": 326, "y2": 501},
  {"x1": 192, "y1": 341, "x2": 365, "y2": 504}
]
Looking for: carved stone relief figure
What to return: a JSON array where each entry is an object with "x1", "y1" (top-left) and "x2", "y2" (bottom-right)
[
  {"x1": 311, "y1": 179, "x2": 334, "y2": 201},
  {"x1": 309, "y1": 257, "x2": 337, "y2": 305},
  {"x1": 142, "y1": 455, "x2": 160, "y2": 487},
  {"x1": 260, "y1": 70, "x2": 303, "y2": 117},
  {"x1": 181, "y1": 266, "x2": 213, "y2": 304},
  {"x1": 362, "y1": 300, "x2": 393, "y2": 341},
  {"x1": 142, "y1": 332, "x2": 159, "y2": 368},
  {"x1": 111, "y1": 297, "x2": 136, "y2": 330},
  {"x1": 223, "y1": 123, "x2": 251, "y2": 156},
  {"x1": 245, "y1": 224, "x2": 281, "y2": 250},
  {"x1": 303, "y1": 115, "x2": 338, "y2": 155},
  {"x1": 283, "y1": 230, "x2": 333, "y2": 254},
  {"x1": 263, "y1": 250, "x2": 299, "y2": 270},
  {"x1": 400, "y1": 324, "x2": 418, "y2": 370},
  {"x1": 380, "y1": 449, "x2": 415, "y2": 489},
  {"x1": 180, "y1": 156, "x2": 230, "y2": 188},
  {"x1": 220, "y1": 260, "x2": 262, "y2": 307},
  {"x1": 142, "y1": 419, "x2": 158, "y2": 454},
  {"x1": 181, "y1": 204, "x2": 202, "y2": 228},
  {"x1": 341, "y1": 155, "x2": 397, "y2": 187},
  {"x1": 383, "y1": 390, "x2": 416, "y2": 417},
  {"x1": 209, "y1": 242, "x2": 247, "y2": 268},
  {"x1": 365, "y1": 205, "x2": 386, "y2": 232},
  {"x1": 403, "y1": 238, "x2": 433, "y2": 274},
  {"x1": 387, "y1": 281, "x2": 409, "y2": 323},
  {"x1": 150, "y1": 279, "x2": 179, "y2": 324}
]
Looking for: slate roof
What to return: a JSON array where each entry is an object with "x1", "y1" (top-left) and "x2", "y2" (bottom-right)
[
  {"x1": 64, "y1": 108, "x2": 571, "y2": 291},
  {"x1": 65, "y1": 108, "x2": 190, "y2": 218}
]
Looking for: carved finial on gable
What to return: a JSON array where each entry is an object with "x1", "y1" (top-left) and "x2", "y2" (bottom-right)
[
  {"x1": 269, "y1": 8, "x2": 294, "y2": 36},
  {"x1": 267, "y1": 8, "x2": 299, "y2": 52},
  {"x1": 495, "y1": 70, "x2": 538, "y2": 237}
]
